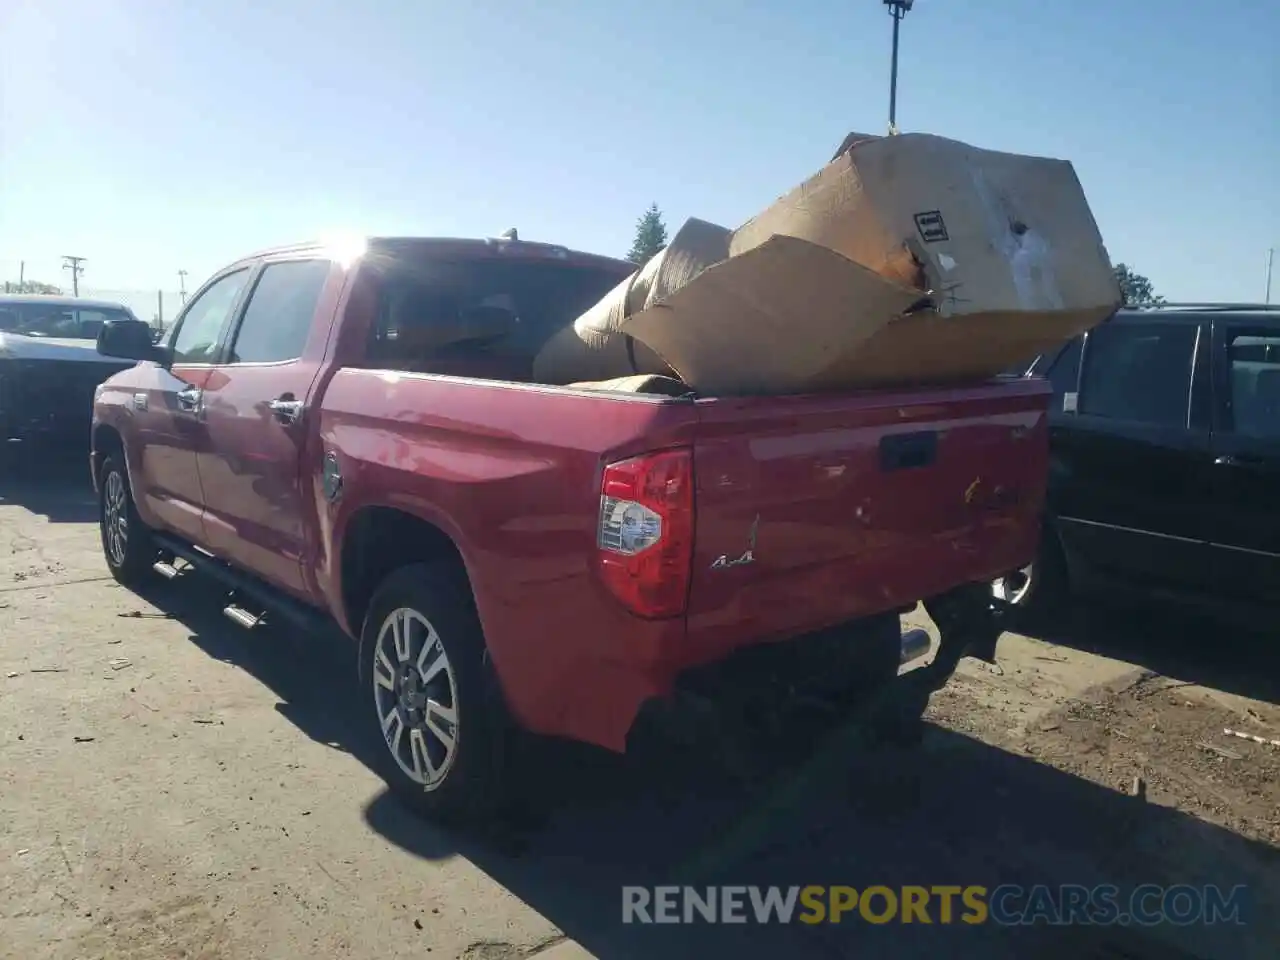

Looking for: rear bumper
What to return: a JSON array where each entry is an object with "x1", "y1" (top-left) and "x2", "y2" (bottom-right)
[
  {"x1": 533, "y1": 582, "x2": 1006, "y2": 757},
  {"x1": 630, "y1": 584, "x2": 1006, "y2": 773}
]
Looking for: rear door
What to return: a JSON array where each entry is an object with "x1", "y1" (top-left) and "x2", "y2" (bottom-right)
[
  {"x1": 134, "y1": 268, "x2": 253, "y2": 544},
  {"x1": 1051, "y1": 317, "x2": 1213, "y2": 593},
  {"x1": 196, "y1": 257, "x2": 337, "y2": 597},
  {"x1": 1208, "y1": 320, "x2": 1280, "y2": 604}
]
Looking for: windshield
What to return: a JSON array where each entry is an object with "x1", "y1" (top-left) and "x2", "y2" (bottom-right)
[{"x1": 0, "y1": 303, "x2": 135, "y2": 340}]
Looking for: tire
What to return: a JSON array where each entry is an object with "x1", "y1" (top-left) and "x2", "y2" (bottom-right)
[
  {"x1": 851, "y1": 612, "x2": 926, "y2": 747},
  {"x1": 992, "y1": 522, "x2": 1069, "y2": 621},
  {"x1": 856, "y1": 612, "x2": 907, "y2": 693},
  {"x1": 358, "y1": 562, "x2": 509, "y2": 824},
  {"x1": 98, "y1": 454, "x2": 158, "y2": 586}
]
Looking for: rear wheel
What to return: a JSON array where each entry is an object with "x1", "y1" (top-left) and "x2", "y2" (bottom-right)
[
  {"x1": 359, "y1": 563, "x2": 509, "y2": 824},
  {"x1": 98, "y1": 455, "x2": 158, "y2": 586}
]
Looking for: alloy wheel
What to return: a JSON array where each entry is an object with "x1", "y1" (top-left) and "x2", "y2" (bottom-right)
[
  {"x1": 371, "y1": 607, "x2": 460, "y2": 790},
  {"x1": 103, "y1": 470, "x2": 129, "y2": 567}
]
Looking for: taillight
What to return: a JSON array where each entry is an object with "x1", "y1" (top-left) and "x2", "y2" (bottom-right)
[{"x1": 596, "y1": 448, "x2": 694, "y2": 619}]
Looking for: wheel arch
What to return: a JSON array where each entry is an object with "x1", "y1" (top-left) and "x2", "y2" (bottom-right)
[
  {"x1": 91, "y1": 421, "x2": 124, "y2": 481},
  {"x1": 337, "y1": 504, "x2": 474, "y2": 643}
]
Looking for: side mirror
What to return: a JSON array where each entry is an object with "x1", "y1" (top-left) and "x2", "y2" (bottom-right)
[{"x1": 98, "y1": 318, "x2": 166, "y2": 364}]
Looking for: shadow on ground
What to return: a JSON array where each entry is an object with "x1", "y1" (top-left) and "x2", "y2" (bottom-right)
[
  {"x1": 125, "y1": 573, "x2": 1278, "y2": 960},
  {"x1": 1013, "y1": 598, "x2": 1280, "y2": 710},
  {"x1": 0, "y1": 441, "x2": 97, "y2": 523}
]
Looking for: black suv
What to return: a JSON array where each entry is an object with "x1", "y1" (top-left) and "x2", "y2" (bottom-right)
[{"x1": 994, "y1": 304, "x2": 1280, "y2": 616}]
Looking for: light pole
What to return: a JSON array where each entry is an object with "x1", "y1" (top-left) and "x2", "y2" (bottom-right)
[
  {"x1": 883, "y1": 0, "x2": 914, "y2": 135},
  {"x1": 1266, "y1": 248, "x2": 1274, "y2": 305}
]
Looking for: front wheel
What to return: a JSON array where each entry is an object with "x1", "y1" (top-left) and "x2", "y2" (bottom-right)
[
  {"x1": 98, "y1": 455, "x2": 158, "y2": 586},
  {"x1": 359, "y1": 563, "x2": 509, "y2": 824}
]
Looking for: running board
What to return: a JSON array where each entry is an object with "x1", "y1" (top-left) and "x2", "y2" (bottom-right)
[{"x1": 150, "y1": 532, "x2": 329, "y2": 636}]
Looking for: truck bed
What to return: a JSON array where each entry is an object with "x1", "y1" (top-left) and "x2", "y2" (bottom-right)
[{"x1": 317, "y1": 368, "x2": 1049, "y2": 750}]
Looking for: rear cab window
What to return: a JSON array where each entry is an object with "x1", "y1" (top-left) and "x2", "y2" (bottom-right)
[{"x1": 357, "y1": 244, "x2": 628, "y2": 382}]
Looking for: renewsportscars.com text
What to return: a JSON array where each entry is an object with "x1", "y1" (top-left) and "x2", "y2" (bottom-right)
[{"x1": 621, "y1": 884, "x2": 1248, "y2": 927}]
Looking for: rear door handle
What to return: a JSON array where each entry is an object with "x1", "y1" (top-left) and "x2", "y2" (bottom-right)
[
  {"x1": 176, "y1": 386, "x2": 202, "y2": 415},
  {"x1": 268, "y1": 396, "x2": 304, "y2": 424}
]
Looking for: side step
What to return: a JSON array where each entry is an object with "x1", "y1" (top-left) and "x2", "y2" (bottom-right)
[
  {"x1": 151, "y1": 533, "x2": 329, "y2": 636},
  {"x1": 223, "y1": 602, "x2": 265, "y2": 629},
  {"x1": 153, "y1": 560, "x2": 181, "y2": 579}
]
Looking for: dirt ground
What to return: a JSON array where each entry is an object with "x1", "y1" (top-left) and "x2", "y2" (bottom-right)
[{"x1": 1, "y1": 451, "x2": 1277, "y2": 960}]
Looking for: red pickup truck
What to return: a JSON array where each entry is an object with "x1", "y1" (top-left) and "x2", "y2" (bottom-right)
[{"x1": 92, "y1": 235, "x2": 1049, "y2": 823}]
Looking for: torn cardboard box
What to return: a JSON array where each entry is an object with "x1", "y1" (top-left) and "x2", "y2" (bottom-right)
[
  {"x1": 539, "y1": 131, "x2": 1121, "y2": 394},
  {"x1": 532, "y1": 218, "x2": 730, "y2": 384},
  {"x1": 730, "y1": 131, "x2": 1119, "y2": 318}
]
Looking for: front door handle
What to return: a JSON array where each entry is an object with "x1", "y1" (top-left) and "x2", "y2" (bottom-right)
[
  {"x1": 267, "y1": 395, "x2": 304, "y2": 424},
  {"x1": 176, "y1": 386, "x2": 202, "y2": 415}
]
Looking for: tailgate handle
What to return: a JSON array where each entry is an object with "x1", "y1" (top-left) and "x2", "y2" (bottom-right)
[{"x1": 879, "y1": 431, "x2": 937, "y2": 472}]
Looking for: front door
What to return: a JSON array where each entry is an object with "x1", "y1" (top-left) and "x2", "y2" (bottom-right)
[
  {"x1": 135, "y1": 268, "x2": 253, "y2": 544},
  {"x1": 197, "y1": 258, "x2": 335, "y2": 598},
  {"x1": 1209, "y1": 321, "x2": 1280, "y2": 605}
]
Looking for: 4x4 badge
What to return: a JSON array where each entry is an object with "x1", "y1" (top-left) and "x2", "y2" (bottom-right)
[{"x1": 711, "y1": 514, "x2": 759, "y2": 570}]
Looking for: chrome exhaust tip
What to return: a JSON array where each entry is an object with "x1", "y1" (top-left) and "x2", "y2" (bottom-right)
[{"x1": 899, "y1": 627, "x2": 932, "y2": 666}]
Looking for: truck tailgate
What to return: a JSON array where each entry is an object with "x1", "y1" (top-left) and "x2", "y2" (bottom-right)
[{"x1": 685, "y1": 378, "x2": 1049, "y2": 663}]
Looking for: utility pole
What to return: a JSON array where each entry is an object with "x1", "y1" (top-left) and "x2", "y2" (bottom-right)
[
  {"x1": 18, "y1": 261, "x2": 24, "y2": 289},
  {"x1": 178, "y1": 269, "x2": 189, "y2": 304},
  {"x1": 62, "y1": 255, "x2": 86, "y2": 296},
  {"x1": 883, "y1": 0, "x2": 914, "y2": 135},
  {"x1": 1266, "y1": 248, "x2": 1274, "y2": 305}
]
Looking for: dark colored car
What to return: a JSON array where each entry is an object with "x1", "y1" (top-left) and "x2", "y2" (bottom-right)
[
  {"x1": 993, "y1": 303, "x2": 1280, "y2": 617},
  {"x1": 0, "y1": 295, "x2": 143, "y2": 447},
  {"x1": 90, "y1": 234, "x2": 1048, "y2": 824}
]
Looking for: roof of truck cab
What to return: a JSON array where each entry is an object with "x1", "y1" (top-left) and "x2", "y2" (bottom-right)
[{"x1": 235, "y1": 236, "x2": 634, "y2": 274}]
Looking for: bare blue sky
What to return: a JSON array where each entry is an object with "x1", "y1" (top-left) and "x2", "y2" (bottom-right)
[{"x1": 2, "y1": 0, "x2": 1277, "y2": 302}]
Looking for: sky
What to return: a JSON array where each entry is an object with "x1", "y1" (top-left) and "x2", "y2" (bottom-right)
[{"x1": 1, "y1": 0, "x2": 1277, "y2": 305}]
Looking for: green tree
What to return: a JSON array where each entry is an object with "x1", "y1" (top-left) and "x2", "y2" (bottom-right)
[
  {"x1": 1113, "y1": 263, "x2": 1164, "y2": 306},
  {"x1": 627, "y1": 203, "x2": 669, "y2": 265},
  {"x1": 3, "y1": 280, "x2": 63, "y2": 294}
]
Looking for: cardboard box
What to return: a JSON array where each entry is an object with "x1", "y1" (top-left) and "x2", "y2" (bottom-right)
[
  {"x1": 536, "y1": 132, "x2": 1121, "y2": 395},
  {"x1": 730, "y1": 132, "x2": 1120, "y2": 318},
  {"x1": 532, "y1": 218, "x2": 730, "y2": 384}
]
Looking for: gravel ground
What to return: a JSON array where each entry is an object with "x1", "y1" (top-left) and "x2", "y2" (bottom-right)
[{"x1": 1, "y1": 451, "x2": 1277, "y2": 959}]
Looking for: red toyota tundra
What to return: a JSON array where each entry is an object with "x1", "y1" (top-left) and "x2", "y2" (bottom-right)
[{"x1": 91, "y1": 235, "x2": 1049, "y2": 823}]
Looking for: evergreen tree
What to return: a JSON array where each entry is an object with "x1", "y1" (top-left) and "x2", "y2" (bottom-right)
[{"x1": 627, "y1": 203, "x2": 669, "y2": 264}]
